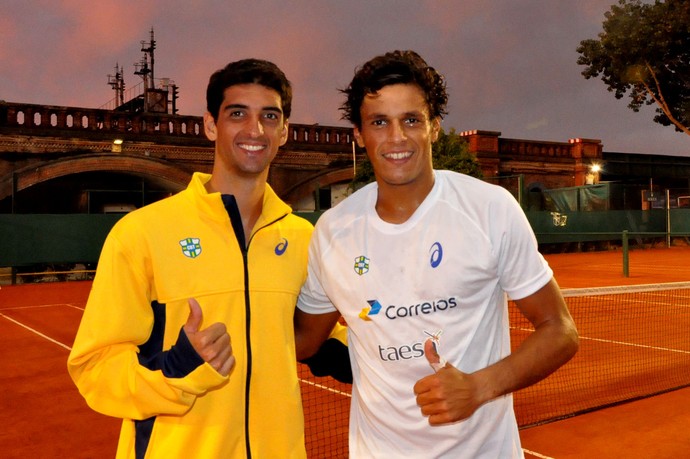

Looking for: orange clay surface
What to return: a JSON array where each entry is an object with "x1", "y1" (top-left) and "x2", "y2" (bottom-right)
[{"x1": 1, "y1": 246, "x2": 689, "y2": 458}]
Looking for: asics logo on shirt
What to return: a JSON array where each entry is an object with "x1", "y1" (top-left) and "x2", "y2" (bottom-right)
[
  {"x1": 274, "y1": 238, "x2": 288, "y2": 255},
  {"x1": 429, "y1": 242, "x2": 443, "y2": 268}
]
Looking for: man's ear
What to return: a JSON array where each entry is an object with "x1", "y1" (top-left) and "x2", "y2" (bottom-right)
[
  {"x1": 203, "y1": 112, "x2": 217, "y2": 141},
  {"x1": 279, "y1": 120, "x2": 289, "y2": 146},
  {"x1": 353, "y1": 127, "x2": 365, "y2": 148},
  {"x1": 430, "y1": 117, "x2": 441, "y2": 143}
]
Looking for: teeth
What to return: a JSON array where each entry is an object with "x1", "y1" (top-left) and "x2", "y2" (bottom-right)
[
  {"x1": 240, "y1": 144, "x2": 264, "y2": 152},
  {"x1": 385, "y1": 151, "x2": 412, "y2": 160}
]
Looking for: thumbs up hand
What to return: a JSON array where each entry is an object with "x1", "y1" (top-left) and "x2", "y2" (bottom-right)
[
  {"x1": 424, "y1": 338, "x2": 447, "y2": 372},
  {"x1": 413, "y1": 338, "x2": 482, "y2": 425},
  {"x1": 184, "y1": 298, "x2": 235, "y2": 376}
]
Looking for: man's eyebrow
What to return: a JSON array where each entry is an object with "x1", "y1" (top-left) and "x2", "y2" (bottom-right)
[
  {"x1": 222, "y1": 104, "x2": 283, "y2": 114},
  {"x1": 363, "y1": 110, "x2": 424, "y2": 120},
  {"x1": 362, "y1": 112, "x2": 387, "y2": 120},
  {"x1": 263, "y1": 105, "x2": 283, "y2": 114},
  {"x1": 402, "y1": 110, "x2": 425, "y2": 118},
  {"x1": 223, "y1": 103, "x2": 248, "y2": 111}
]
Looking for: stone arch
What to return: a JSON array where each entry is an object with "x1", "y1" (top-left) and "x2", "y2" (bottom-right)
[
  {"x1": 527, "y1": 182, "x2": 546, "y2": 193},
  {"x1": 0, "y1": 154, "x2": 192, "y2": 200},
  {"x1": 282, "y1": 167, "x2": 355, "y2": 205},
  {"x1": 526, "y1": 182, "x2": 547, "y2": 211}
]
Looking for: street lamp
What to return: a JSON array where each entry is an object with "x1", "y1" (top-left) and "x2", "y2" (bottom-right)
[
  {"x1": 586, "y1": 163, "x2": 601, "y2": 184},
  {"x1": 112, "y1": 139, "x2": 123, "y2": 153}
]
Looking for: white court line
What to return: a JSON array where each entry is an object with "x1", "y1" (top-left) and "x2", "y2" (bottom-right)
[
  {"x1": 578, "y1": 335, "x2": 690, "y2": 354},
  {"x1": 299, "y1": 378, "x2": 352, "y2": 398},
  {"x1": 513, "y1": 326, "x2": 690, "y2": 355},
  {"x1": 1, "y1": 303, "x2": 83, "y2": 311},
  {"x1": 0, "y1": 312, "x2": 71, "y2": 351},
  {"x1": 2, "y1": 305, "x2": 353, "y2": 394},
  {"x1": 522, "y1": 449, "x2": 555, "y2": 459}
]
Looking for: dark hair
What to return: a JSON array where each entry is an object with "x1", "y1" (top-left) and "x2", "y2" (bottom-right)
[
  {"x1": 206, "y1": 58, "x2": 292, "y2": 120},
  {"x1": 340, "y1": 50, "x2": 448, "y2": 129}
]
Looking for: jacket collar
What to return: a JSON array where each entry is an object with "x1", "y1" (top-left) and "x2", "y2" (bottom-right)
[{"x1": 185, "y1": 172, "x2": 292, "y2": 228}]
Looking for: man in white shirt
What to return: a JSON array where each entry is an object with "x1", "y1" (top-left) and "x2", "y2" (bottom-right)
[{"x1": 294, "y1": 50, "x2": 579, "y2": 458}]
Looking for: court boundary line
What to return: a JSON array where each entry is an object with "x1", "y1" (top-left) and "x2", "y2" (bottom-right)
[
  {"x1": 1, "y1": 303, "x2": 353, "y2": 399},
  {"x1": 299, "y1": 378, "x2": 352, "y2": 398},
  {"x1": 0, "y1": 311, "x2": 71, "y2": 350},
  {"x1": 513, "y1": 326, "x2": 690, "y2": 355},
  {"x1": 523, "y1": 448, "x2": 555, "y2": 459},
  {"x1": 1, "y1": 303, "x2": 84, "y2": 311}
]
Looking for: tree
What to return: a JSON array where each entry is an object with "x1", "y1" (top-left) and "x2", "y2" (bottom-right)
[
  {"x1": 432, "y1": 128, "x2": 484, "y2": 177},
  {"x1": 351, "y1": 127, "x2": 483, "y2": 189},
  {"x1": 576, "y1": 0, "x2": 690, "y2": 136}
]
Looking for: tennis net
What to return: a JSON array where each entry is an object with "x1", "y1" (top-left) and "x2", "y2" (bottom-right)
[
  {"x1": 511, "y1": 281, "x2": 690, "y2": 427},
  {"x1": 298, "y1": 281, "x2": 690, "y2": 456}
]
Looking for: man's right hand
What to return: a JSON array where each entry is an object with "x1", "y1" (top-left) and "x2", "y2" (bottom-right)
[{"x1": 184, "y1": 298, "x2": 235, "y2": 376}]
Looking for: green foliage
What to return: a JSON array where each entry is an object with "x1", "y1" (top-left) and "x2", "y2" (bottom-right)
[
  {"x1": 350, "y1": 128, "x2": 482, "y2": 189},
  {"x1": 576, "y1": 0, "x2": 690, "y2": 135},
  {"x1": 351, "y1": 152, "x2": 375, "y2": 188},
  {"x1": 432, "y1": 128, "x2": 484, "y2": 178}
]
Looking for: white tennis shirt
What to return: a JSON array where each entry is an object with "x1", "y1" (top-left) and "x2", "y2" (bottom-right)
[{"x1": 298, "y1": 170, "x2": 553, "y2": 458}]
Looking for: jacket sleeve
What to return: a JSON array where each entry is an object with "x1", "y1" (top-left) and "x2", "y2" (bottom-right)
[
  {"x1": 67, "y1": 221, "x2": 227, "y2": 420},
  {"x1": 300, "y1": 321, "x2": 352, "y2": 384}
]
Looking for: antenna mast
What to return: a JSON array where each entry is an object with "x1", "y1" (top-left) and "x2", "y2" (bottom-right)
[
  {"x1": 107, "y1": 63, "x2": 125, "y2": 106},
  {"x1": 134, "y1": 28, "x2": 156, "y2": 89},
  {"x1": 141, "y1": 28, "x2": 156, "y2": 85}
]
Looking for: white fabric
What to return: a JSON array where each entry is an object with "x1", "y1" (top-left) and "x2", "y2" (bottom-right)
[{"x1": 298, "y1": 170, "x2": 552, "y2": 458}]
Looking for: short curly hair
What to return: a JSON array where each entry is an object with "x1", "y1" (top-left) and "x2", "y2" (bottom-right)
[
  {"x1": 206, "y1": 58, "x2": 292, "y2": 121},
  {"x1": 340, "y1": 50, "x2": 448, "y2": 128}
]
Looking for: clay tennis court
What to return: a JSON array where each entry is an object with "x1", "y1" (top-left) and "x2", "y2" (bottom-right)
[{"x1": 1, "y1": 246, "x2": 689, "y2": 458}]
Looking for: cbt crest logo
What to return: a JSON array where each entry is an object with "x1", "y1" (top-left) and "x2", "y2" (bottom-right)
[
  {"x1": 179, "y1": 237, "x2": 202, "y2": 258},
  {"x1": 354, "y1": 255, "x2": 370, "y2": 275}
]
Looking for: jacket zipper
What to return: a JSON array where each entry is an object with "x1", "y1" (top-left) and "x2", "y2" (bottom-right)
[{"x1": 223, "y1": 193, "x2": 290, "y2": 458}]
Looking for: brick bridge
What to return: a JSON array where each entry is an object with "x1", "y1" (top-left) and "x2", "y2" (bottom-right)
[{"x1": 0, "y1": 101, "x2": 607, "y2": 212}]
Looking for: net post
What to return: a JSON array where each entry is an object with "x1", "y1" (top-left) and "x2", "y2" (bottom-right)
[
  {"x1": 666, "y1": 188, "x2": 671, "y2": 248},
  {"x1": 622, "y1": 230, "x2": 629, "y2": 277}
]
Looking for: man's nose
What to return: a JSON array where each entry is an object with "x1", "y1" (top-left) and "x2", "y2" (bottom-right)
[
  {"x1": 246, "y1": 116, "x2": 265, "y2": 137},
  {"x1": 388, "y1": 120, "x2": 406, "y2": 142}
]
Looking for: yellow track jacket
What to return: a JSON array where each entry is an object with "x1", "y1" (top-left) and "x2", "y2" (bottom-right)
[{"x1": 68, "y1": 172, "x2": 313, "y2": 459}]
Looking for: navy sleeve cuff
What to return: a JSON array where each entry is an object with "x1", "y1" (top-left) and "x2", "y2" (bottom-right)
[
  {"x1": 160, "y1": 327, "x2": 205, "y2": 378},
  {"x1": 300, "y1": 338, "x2": 353, "y2": 384}
]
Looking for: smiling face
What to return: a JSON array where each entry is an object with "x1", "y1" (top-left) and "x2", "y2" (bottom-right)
[
  {"x1": 204, "y1": 83, "x2": 288, "y2": 183},
  {"x1": 354, "y1": 83, "x2": 440, "y2": 193}
]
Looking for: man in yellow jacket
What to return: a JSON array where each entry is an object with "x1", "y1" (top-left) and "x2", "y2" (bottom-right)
[{"x1": 68, "y1": 59, "x2": 319, "y2": 458}]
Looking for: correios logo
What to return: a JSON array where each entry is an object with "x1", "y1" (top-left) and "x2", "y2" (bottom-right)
[
  {"x1": 359, "y1": 300, "x2": 382, "y2": 321},
  {"x1": 360, "y1": 297, "x2": 458, "y2": 321}
]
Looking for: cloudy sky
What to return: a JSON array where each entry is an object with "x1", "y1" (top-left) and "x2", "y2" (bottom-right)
[{"x1": 2, "y1": 0, "x2": 688, "y2": 156}]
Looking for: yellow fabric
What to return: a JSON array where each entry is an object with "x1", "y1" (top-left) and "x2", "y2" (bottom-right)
[
  {"x1": 328, "y1": 321, "x2": 349, "y2": 346},
  {"x1": 68, "y1": 172, "x2": 313, "y2": 459}
]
